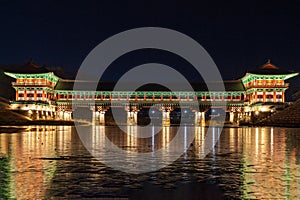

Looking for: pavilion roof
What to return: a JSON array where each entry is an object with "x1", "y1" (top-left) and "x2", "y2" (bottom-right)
[
  {"x1": 247, "y1": 60, "x2": 298, "y2": 75},
  {"x1": 1, "y1": 60, "x2": 50, "y2": 74}
]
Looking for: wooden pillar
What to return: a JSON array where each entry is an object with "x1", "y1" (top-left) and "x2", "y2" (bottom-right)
[
  {"x1": 273, "y1": 91, "x2": 276, "y2": 102},
  {"x1": 34, "y1": 90, "x2": 37, "y2": 101},
  {"x1": 42, "y1": 91, "x2": 45, "y2": 101},
  {"x1": 263, "y1": 91, "x2": 266, "y2": 103},
  {"x1": 24, "y1": 90, "x2": 27, "y2": 101},
  {"x1": 16, "y1": 90, "x2": 19, "y2": 101},
  {"x1": 282, "y1": 91, "x2": 285, "y2": 102}
]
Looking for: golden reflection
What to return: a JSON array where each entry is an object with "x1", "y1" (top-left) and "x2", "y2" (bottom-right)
[
  {"x1": 194, "y1": 126, "x2": 205, "y2": 157},
  {"x1": 126, "y1": 125, "x2": 137, "y2": 152},
  {"x1": 161, "y1": 126, "x2": 170, "y2": 149},
  {"x1": 2, "y1": 125, "x2": 299, "y2": 199},
  {"x1": 0, "y1": 126, "x2": 71, "y2": 200},
  {"x1": 229, "y1": 128, "x2": 235, "y2": 151},
  {"x1": 240, "y1": 127, "x2": 300, "y2": 199}
]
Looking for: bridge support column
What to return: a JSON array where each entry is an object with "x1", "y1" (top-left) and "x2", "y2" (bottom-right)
[
  {"x1": 58, "y1": 111, "x2": 64, "y2": 120},
  {"x1": 64, "y1": 111, "x2": 71, "y2": 121},
  {"x1": 162, "y1": 110, "x2": 170, "y2": 126},
  {"x1": 92, "y1": 106, "x2": 108, "y2": 125},
  {"x1": 160, "y1": 106, "x2": 173, "y2": 126},
  {"x1": 99, "y1": 111, "x2": 105, "y2": 125},
  {"x1": 127, "y1": 111, "x2": 137, "y2": 125},
  {"x1": 229, "y1": 112, "x2": 234, "y2": 123},
  {"x1": 92, "y1": 111, "x2": 98, "y2": 124},
  {"x1": 126, "y1": 105, "x2": 139, "y2": 125},
  {"x1": 195, "y1": 112, "x2": 205, "y2": 126},
  {"x1": 201, "y1": 112, "x2": 205, "y2": 126},
  {"x1": 92, "y1": 111, "x2": 105, "y2": 125}
]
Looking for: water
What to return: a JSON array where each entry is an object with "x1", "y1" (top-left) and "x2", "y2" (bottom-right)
[{"x1": 0, "y1": 126, "x2": 300, "y2": 199}]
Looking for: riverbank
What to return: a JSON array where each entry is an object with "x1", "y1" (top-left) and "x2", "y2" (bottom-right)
[{"x1": 256, "y1": 99, "x2": 300, "y2": 127}]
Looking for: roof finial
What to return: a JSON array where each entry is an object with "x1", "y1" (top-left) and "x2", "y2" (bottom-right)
[{"x1": 267, "y1": 59, "x2": 271, "y2": 64}]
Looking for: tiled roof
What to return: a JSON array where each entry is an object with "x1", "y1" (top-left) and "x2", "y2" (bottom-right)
[
  {"x1": 55, "y1": 79, "x2": 245, "y2": 92},
  {"x1": 1, "y1": 60, "x2": 50, "y2": 74},
  {"x1": 248, "y1": 60, "x2": 297, "y2": 75}
]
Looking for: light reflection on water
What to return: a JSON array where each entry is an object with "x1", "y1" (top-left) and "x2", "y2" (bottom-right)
[{"x1": 0, "y1": 126, "x2": 299, "y2": 199}]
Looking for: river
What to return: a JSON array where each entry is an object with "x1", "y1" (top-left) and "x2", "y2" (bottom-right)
[{"x1": 0, "y1": 125, "x2": 299, "y2": 199}]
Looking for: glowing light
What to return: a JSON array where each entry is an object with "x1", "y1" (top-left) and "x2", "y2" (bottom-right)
[{"x1": 260, "y1": 107, "x2": 268, "y2": 112}]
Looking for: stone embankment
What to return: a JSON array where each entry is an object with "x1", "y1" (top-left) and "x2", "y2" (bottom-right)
[
  {"x1": 0, "y1": 97, "x2": 74, "y2": 126},
  {"x1": 0, "y1": 98, "x2": 30, "y2": 125},
  {"x1": 258, "y1": 99, "x2": 300, "y2": 127}
]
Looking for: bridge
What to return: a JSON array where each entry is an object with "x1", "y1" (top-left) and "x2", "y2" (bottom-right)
[{"x1": 3, "y1": 60, "x2": 298, "y2": 126}]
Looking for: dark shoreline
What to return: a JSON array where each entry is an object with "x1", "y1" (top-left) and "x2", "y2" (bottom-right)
[{"x1": 0, "y1": 120, "x2": 75, "y2": 126}]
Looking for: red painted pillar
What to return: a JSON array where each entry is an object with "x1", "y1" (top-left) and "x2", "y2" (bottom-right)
[
  {"x1": 42, "y1": 91, "x2": 45, "y2": 101},
  {"x1": 24, "y1": 90, "x2": 27, "y2": 101},
  {"x1": 16, "y1": 90, "x2": 19, "y2": 101},
  {"x1": 34, "y1": 90, "x2": 37, "y2": 101}
]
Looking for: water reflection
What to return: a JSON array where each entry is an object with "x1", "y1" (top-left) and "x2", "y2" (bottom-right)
[
  {"x1": 0, "y1": 126, "x2": 67, "y2": 199},
  {"x1": 0, "y1": 125, "x2": 299, "y2": 199},
  {"x1": 238, "y1": 127, "x2": 300, "y2": 199}
]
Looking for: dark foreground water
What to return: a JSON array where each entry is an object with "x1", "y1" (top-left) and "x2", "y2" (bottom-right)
[{"x1": 0, "y1": 125, "x2": 299, "y2": 199}]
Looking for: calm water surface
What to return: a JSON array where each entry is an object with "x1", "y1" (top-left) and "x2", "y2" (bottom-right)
[{"x1": 0, "y1": 125, "x2": 299, "y2": 199}]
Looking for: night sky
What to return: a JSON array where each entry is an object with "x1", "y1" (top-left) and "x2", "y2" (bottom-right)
[{"x1": 1, "y1": 1, "x2": 300, "y2": 84}]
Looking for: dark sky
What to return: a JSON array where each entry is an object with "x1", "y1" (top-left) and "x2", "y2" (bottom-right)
[{"x1": 1, "y1": 0, "x2": 300, "y2": 83}]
